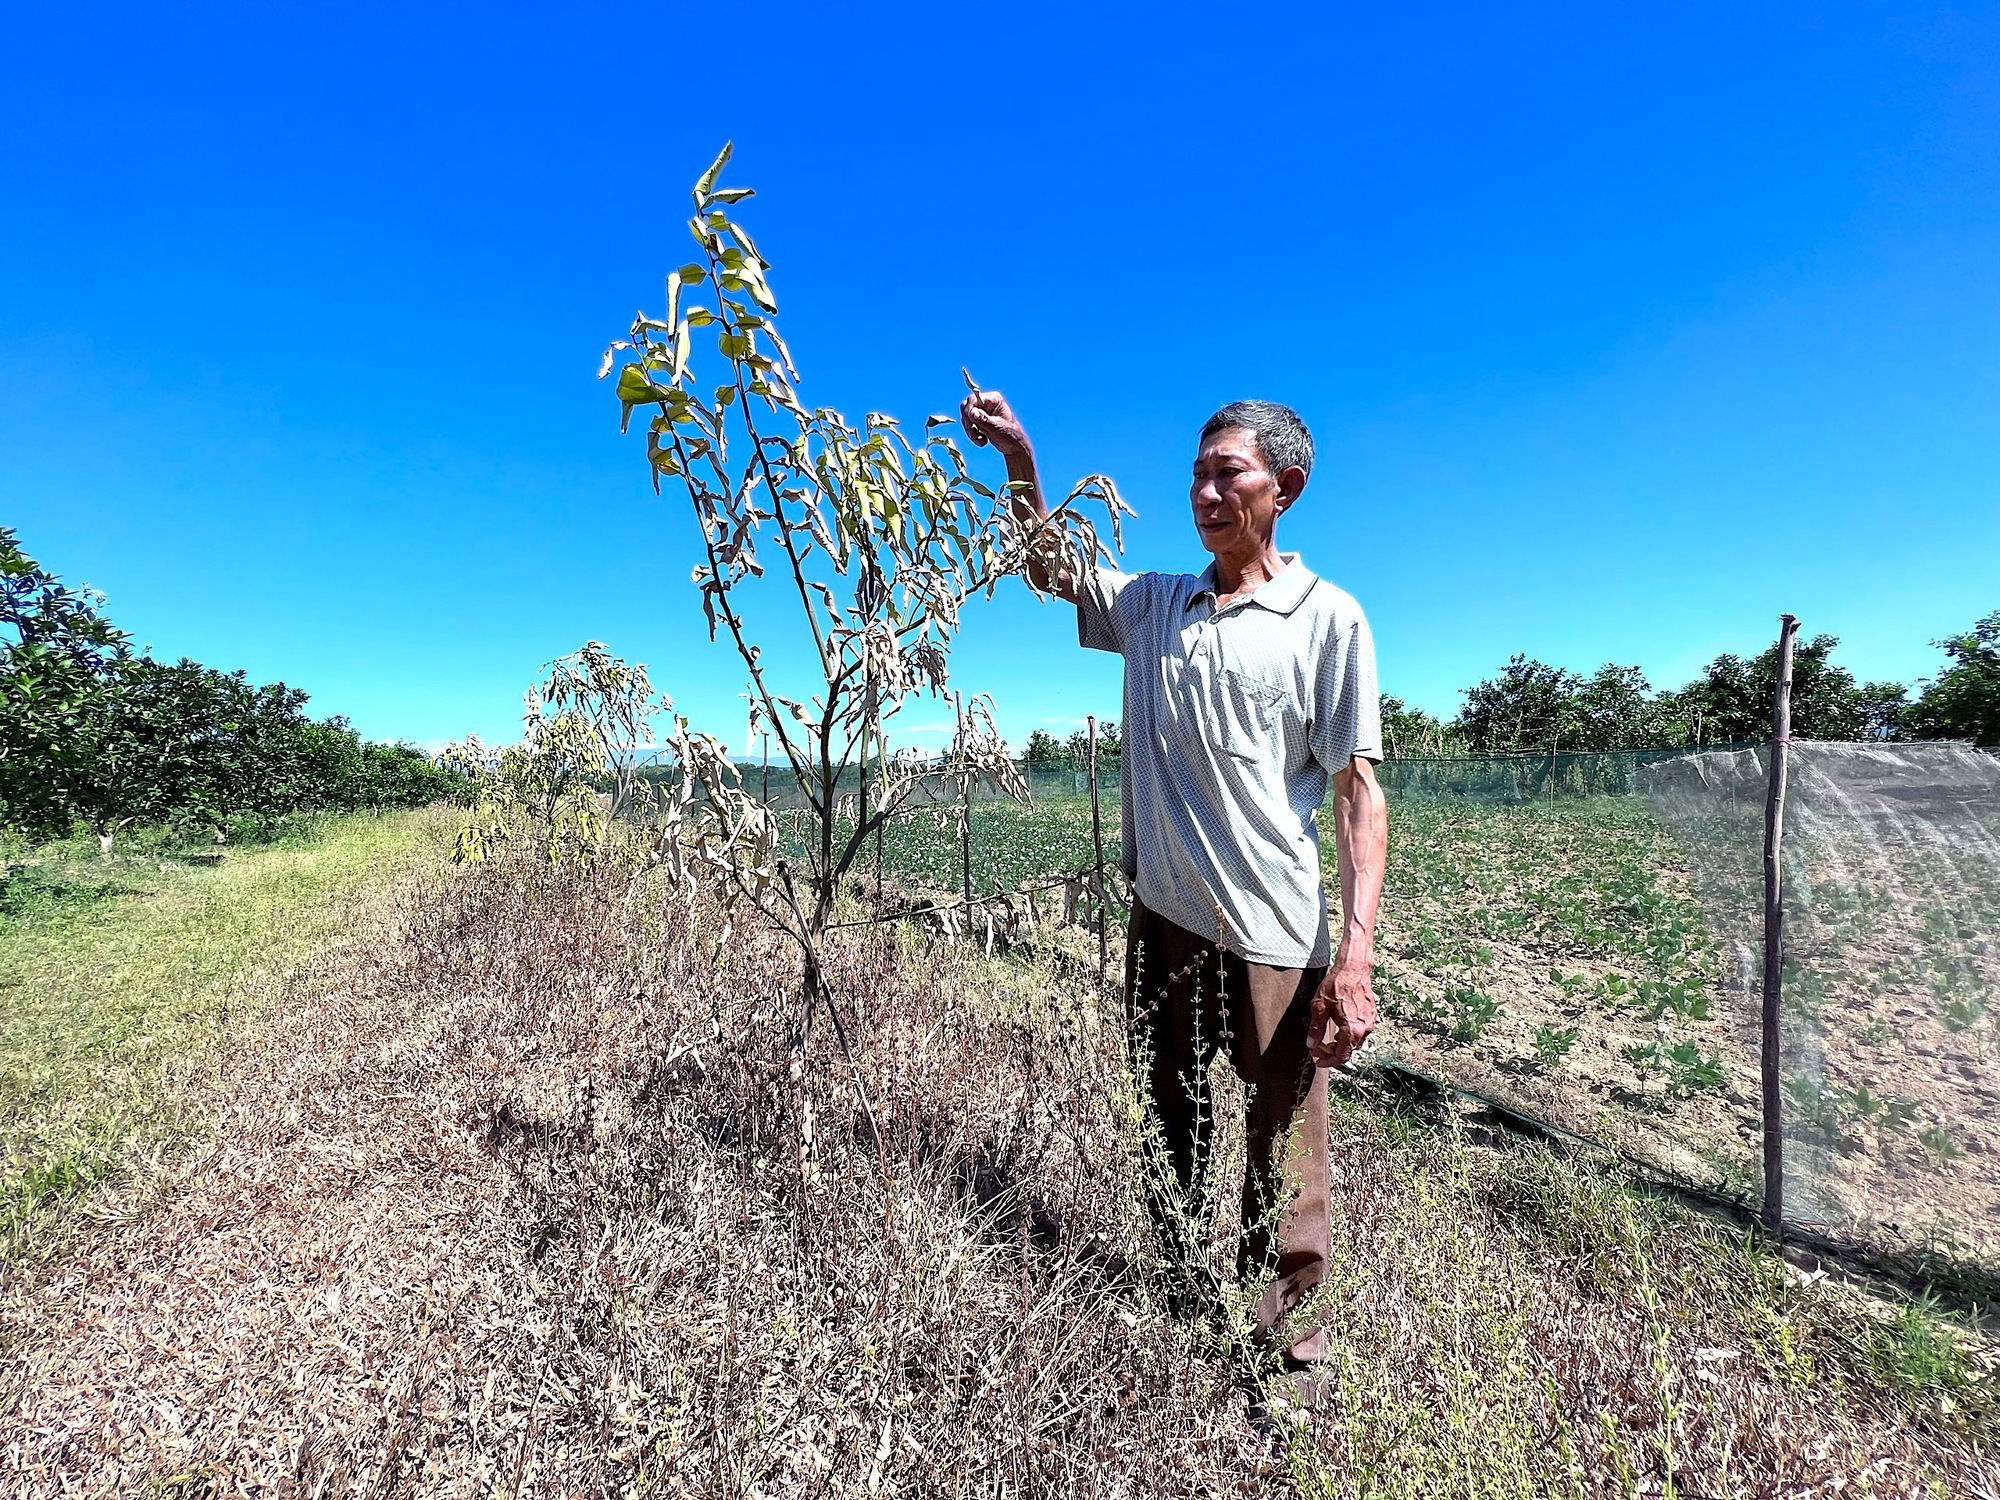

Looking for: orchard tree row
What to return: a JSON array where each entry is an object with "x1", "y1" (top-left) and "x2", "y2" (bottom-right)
[
  {"x1": 0, "y1": 528, "x2": 459, "y2": 851},
  {"x1": 1020, "y1": 723, "x2": 1123, "y2": 766},
  {"x1": 1383, "y1": 620, "x2": 2000, "y2": 758},
  {"x1": 1018, "y1": 614, "x2": 1998, "y2": 764}
]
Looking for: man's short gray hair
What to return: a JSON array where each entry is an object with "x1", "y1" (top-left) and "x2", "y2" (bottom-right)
[{"x1": 1200, "y1": 400, "x2": 1314, "y2": 481}]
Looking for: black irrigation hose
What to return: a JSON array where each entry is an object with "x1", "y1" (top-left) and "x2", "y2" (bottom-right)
[{"x1": 1357, "y1": 1056, "x2": 2000, "y2": 1314}]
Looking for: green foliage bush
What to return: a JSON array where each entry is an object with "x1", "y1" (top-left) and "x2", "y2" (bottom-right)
[
  {"x1": 1428, "y1": 614, "x2": 1995, "y2": 755},
  {"x1": 1906, "y1": 609, "x2": 2000, "y2": 747},
  {"x1": 1022, "y1": 722, "x2": 1122, "y2": 766},
  {"x1": 0, "y1": 527, "x2": 460, "y2": 849}
]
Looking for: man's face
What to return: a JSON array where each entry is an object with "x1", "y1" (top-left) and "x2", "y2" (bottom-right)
[{"x1": 1190, "y1": 427, "x2": 1289, "y2": 558}]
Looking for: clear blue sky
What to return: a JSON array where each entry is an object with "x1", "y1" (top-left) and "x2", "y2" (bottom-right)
[{"x1": 6, "y1": 3, "x2": 1997, "y2": 753}]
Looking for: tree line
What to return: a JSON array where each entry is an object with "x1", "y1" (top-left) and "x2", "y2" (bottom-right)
[
  {"x1": 1382, "y1": 616, "x2": 2000, "y2": 758},
  {"x1": 1021, "y1": 723, "x2": 1123, "y2": 765},
  {"x1": 0, "y1": 528, "x2": 459, "y2": 851},
  {"x1": 996, "y1": 610, "x2": 1999, "y2": 767}
]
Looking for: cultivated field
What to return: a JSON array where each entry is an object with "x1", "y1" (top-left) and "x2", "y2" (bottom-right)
[
  {"x1": 1367, "y1": 795, "x2": 1761, "y2": 1193},
  {"x1": 854, "y1": 780, "x2": 2000, "y2": 1283},
  {"x1": 1369, "y1": 773, "x2": 2000, "y2": 1280}
]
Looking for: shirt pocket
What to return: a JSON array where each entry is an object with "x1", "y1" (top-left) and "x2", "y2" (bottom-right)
[{"x1": 1209, "y1": 666, "x2": 1290, "y2": 764}]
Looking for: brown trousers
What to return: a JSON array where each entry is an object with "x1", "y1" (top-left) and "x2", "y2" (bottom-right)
[{"x1": 1125, "y1": 898, "x2": 1332, "y2": 1359}]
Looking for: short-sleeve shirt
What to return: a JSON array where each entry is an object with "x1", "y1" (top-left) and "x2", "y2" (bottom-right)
[{"x1": 1077, "y1": 554, "x2": 1381, "y2": 967}]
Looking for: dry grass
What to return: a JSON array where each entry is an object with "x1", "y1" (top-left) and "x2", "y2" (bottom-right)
[{"x1": 0, "y1": 847, "x2": 1993, "y2": 1497}]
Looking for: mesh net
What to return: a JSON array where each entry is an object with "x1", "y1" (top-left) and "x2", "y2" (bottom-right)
[
  {"x1": 1640, "y1": 742, "x2": 2000, "y2": 1271},
  {"x1": 1375, "y1": 749, "x2": 1736, "y2": 803},
  {"x1": 740, "y1": 741, "x2": 2000, "y2": 1275},
  {"x1": 1362, "y1": 759, "x2": 1762, "y2": 1203},
  {"x1": 865, "y1": 763, "x2": 1121, "y2": 899},
  {"x1": 757, "y1": 758, "x2": 1126, "y2": 900}
]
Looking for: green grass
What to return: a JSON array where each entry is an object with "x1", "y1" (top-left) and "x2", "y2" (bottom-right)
[
  {"x1": 0, "y1": 810, "x2": 442, "y2": 1238},
  {"x1": 1283, "y1": 1093, "x2": 1997, "y2": 1495}
]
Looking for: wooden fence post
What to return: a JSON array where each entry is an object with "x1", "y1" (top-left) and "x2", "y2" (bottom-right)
[
  {"x1": 1761, "y1": 614, "x2": 1799, "y2": 1237},
  {"x1": 1088, "y1": 715, "x2": 1107, "y2": 984}
]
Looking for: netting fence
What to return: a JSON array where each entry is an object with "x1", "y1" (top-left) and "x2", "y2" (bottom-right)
[
  {"x1": 726, "y1": 739, "x2": 1998, "y2": 1282},
  {"x1": 1642, "y1": 742, "x2": 2000, "y2": 1274},
  {"x1": 749, "y1": 757, "x2": 1129, "y2": 904}
]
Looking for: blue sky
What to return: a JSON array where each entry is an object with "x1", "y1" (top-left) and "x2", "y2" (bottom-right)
[{"x1": 6, "y1": 3, "x2": 1996, "y2": 753}]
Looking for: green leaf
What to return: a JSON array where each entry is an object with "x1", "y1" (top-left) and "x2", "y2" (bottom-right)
[
  {"x1": 693, "y1": 142, "x2": 734, "y2": 202},
  {"x1": 711, "y1": 187, "x2": 754, "y2": 204},
  {"x1": 616, "y1": 365, "x2": 658, "y2": 404},
  {"x1": 739, "y1": 266, "x2": 777, "y2": 314},
  {"x1": 677, "y1": 263, "x2": 708, "y2": 285},
  {"x1": 722, "y1": 220, "x2": 767, "y2": 266}
]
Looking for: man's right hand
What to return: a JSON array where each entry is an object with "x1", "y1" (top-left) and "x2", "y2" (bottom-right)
[
  {"x1": 960, "y1": 385, "x2": 1072, "y2": 599},
  {"x1": 960, "y1": 389, "x2": 1032, "y2": 460}
]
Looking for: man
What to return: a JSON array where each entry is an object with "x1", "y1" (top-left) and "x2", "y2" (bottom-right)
[{"x1": 960, "y1": 390, "x2": 1388, "y2": 1372}]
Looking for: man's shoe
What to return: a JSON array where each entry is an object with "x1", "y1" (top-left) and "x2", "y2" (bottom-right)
[{"x1": 1281, "y1": 1326, "x2": 1330, "y2": 1369}]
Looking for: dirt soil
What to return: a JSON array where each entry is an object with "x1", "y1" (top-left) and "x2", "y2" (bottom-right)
[{"x1": 1371, "y1": 781, "x2": 2000, "y2": 1281}]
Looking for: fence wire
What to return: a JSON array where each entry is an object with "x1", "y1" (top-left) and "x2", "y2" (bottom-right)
[
  {"x1": 1642, "y1": 742, "x2": 2000, "y2": 1273},
  {"x1": 759, "y1": 758, "x2": 1125, "y2": 903},
  {"x1": 1363, "y1": 756, "x2": 1763, "y2": 1214},
  {"x1": 741, "y1": 742, "x2": 1999, "y2": 1279}
]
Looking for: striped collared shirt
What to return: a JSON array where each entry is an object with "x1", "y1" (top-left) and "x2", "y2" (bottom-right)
[{"x1": 1077, "y1": 554, "x2": 1381, "y2": 967}]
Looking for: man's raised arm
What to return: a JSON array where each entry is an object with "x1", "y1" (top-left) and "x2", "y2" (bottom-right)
[{"x1": 959, "y1": 389, "x2": 1078, "y2": 602}]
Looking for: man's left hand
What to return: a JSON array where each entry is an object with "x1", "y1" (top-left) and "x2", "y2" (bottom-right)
[{"x1": 1309, "y1": 950, "x2": 1378, "y2": 1068}]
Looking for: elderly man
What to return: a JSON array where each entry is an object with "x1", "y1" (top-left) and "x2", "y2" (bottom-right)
[{"x1": 960, "y1": 391, "x2": 1388, "y2": 1371}]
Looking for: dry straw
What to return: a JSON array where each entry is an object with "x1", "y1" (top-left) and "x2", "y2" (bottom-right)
[{"x1": 1, "y1": 838, "x2": 1993, "y2": 1496}]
